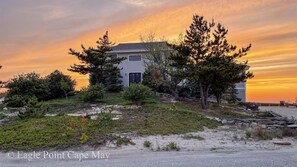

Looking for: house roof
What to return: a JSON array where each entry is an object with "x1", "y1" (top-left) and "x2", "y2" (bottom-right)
[{"x1": 110, "y1": 42, "x2": 168, "y2": 53}]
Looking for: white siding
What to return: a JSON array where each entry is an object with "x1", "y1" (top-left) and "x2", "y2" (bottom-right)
[{"x1": 117, "y1": 53, "x2": 146, "y2": 86}]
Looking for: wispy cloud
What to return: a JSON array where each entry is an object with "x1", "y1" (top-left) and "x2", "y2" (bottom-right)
[{"x1": 0, "y1": 0, "x2": 296, "y2": 102}]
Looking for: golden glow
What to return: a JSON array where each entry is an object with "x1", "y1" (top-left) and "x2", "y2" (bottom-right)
[{"x1": 0, "y1": 0, "x2": 296, "y2": 102}]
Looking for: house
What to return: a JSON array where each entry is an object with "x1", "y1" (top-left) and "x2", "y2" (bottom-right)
[{"x1": 109, "y1": 42, "x2": 247, "y2": 102}]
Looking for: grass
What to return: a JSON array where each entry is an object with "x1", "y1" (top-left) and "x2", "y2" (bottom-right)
[
  {"x1": 2, "y1": 92, "x2": 256, "y2": 151},
  {"x1": 0, "y1": 101, "x2": 218, "y2": 151},
  {"x1": 0, "y1": 112, "x2": 6, "y2": 120},
  {"x1": 116, "y1": 105, "x2": 218, "y2": 136}
]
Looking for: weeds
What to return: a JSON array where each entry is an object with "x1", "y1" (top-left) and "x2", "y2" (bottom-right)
[
  {"x1": 163, "y1": 142, "x2": 180, "y2": 151},
  {"x1": 143, "y1": 140, "x2": 151, "y2": 148}
]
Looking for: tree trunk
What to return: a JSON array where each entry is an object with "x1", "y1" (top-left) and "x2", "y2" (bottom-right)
[
  {"x1": 216, "y1": 93, "x2": 222, "y2": 104},
  {"x1": 64, "y1": 90, "x2": 68, "y2": 101},
  {"x1": 199, "y1": 82, "x2": 211, "y2": 110}
]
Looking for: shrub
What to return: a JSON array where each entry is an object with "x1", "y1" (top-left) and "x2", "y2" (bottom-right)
[
  {"x1": 163, "y1": 142, "x2": 180, "y2": 151},
  {"x1": 45, "y1": 70, "x2": 76, "y2": 99},
  {"x1": 4, "y1": 71, "x2": 76, "y2": 105},
  {"x1": 79, "y1": 84, "x2": 104, "y2": 102},
  {"x1": 143, "y1": 140, "x2": 151, "y2": 148},
  {"x1": 5, "y1": 73, "x2": 49, "y2": 103},
  {"x1": 18, "y1": 96, "x2": 48, "y2": 119},
  {"x1": 245, "y1": 131, "x2": 252, "y2": 139},
  {"x1": 4, "y1": 95, "x2": 31, "y2": 107},
  {"x1": 122, "y1": 84, "x2": 152, "y2": 104},
  {"x1": 254, "y1": 127, "x2": 272, "y2": 140},
  {"x1": 80, "y1": 133, "x2": 89, "y2": 144}
]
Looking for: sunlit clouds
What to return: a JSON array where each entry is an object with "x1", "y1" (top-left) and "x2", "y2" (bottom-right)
[{"x1": 0, "y1": 0, "x2": 296, "y2": 102}]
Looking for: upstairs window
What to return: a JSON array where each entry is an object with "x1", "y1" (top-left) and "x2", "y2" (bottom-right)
[{"x1": 129, "y1": 55, "x2": 141, "y2": 61}]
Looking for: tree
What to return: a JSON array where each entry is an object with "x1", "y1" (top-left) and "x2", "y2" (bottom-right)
[
  {"x1": 68, "y1": 31, "x2": 126, "y2": 90},
  {"x1": 45, "y1": 70, "x2": 76, "y2": 99},
  {"x1": 140, "y1": 33, "x2": 182, "y2": 98},
  {"x1": 169, "y1": 15, "x2": 253, "y2": 109},
  {"x1": 208, "y1": 23, "x2": 253, "y2": 104},
  {"x1": 60, "y1": 79, "x2": 71, "y2": 100}
]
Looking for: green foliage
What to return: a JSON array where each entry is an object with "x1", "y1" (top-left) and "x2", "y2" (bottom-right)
[
  {"x1": 169, "y1": 15, "x2": 253, "y2": 109},
  {"x1": 245, "y1": 131, "x2": 252, "y2": 139},
  {"x1": 122, "y1": 84, "x2": 152, "y2": 104},
  {"x1": 4, "y1": 71, "x2": 76, "y2": 107},
  {"x1": 79, "y1": 84, "x2": 105, "y2": 102},
  {"x1": 163, "y1": 142, "x2": 180, "y2": 151},
  {"x1": 4, "y1": 95, "x2": 30, "y2": 107},
  {"x1": 96, "y1": 112, "x2": 114, "y2": 127},
  {"x1": 4, "y1": 73, "x2": 49, "y2": 103},
  {"x1": 0, "y1": 113, "x2": 6, "y2": 120},
  {"x1": 18, "y1": 96, "x2": 47, "y2": 119},
  {"x1": 104, "y1": 65, "x2": 124, "y2": 92},
  {"x1": 80, "y1": 133, "x2": 89, "y2": 144},
  {"x1": 45, "y1": 70, "x2": 76, "y2": 99},
  {"x1": 68, "y1": 31, "x2": 126, "y2": 88},
  {"x1": 112, "y1": 135, "x2": 133, "y2": 147},
  {"x1": 143, "y1": 140, "x2": 151, "y2": 148}
]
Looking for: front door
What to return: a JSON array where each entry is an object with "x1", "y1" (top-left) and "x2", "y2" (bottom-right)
[{"x1": 129, "y1": 73, "x2": 141, "y2": 85}]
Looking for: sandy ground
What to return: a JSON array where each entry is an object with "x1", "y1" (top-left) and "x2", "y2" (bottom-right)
[
  {"x1": 108, "y1": 126, "x2": 297, "y2": 153},
  {"x1": 260, "y1": 106, "x2": 297, "y2": 119}
]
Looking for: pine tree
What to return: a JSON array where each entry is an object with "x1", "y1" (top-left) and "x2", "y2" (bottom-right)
[
  {"x1": 68, "y1": 32, "x2": 126, "y2": 90},
  {"x1": 170, "y1": 15, "x2": 253, "y2": 109}
]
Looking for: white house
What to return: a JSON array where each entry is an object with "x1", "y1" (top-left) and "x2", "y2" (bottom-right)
[{"x1": 109, "y1": 42, "x2": 247, "y2": 102}]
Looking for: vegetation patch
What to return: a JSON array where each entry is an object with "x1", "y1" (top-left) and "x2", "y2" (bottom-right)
[
  {"x1": 143, "y1": 140, "x2": 152, "y2": 148},
  {"x1": 162, "y1": 142, "x2": 180, "y2": 151},
  {"x1": 116, "y1": 105, "x2": 218, "y2": 136}
]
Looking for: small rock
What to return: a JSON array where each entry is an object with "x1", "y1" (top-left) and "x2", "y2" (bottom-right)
[{"x1": 221, "y1": 119, "x2": 227, "y2": 124}]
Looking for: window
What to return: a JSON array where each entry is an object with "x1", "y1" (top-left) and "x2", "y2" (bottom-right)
[
  {"x1": 129, "y1": 55, "x2": 141, "y2": 61},
  {"x1": 129, "y1": 73, "x2": 141, "y2": 85}
]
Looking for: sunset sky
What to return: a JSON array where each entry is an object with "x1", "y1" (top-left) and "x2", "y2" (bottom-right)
[{"x1": 0, "y1": 0, "x2": 296, "y2": 102}]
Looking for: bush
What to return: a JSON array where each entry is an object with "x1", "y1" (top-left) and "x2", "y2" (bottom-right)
[
  {"x1": 4, "y1": 71, "x2": 76, "y2": 106},
  {"x1": 80, "y1": 133, "x2": 89, "y2": 144},
  {"x1": 79, "y1": 84, "x2": 105, "y2": 102},
  {"x1": 45, "y1": 70, "x2": 76, "y2": 99},
  {"x1": 122, "y1": 84, "x2": 152, "y2": 104},
  {"x1": 163, "y1": 142, "x2": 180, "y2": 151},
  {"x1": 143, "y1": 140, "x2": 151, "y2": 148},
  {"x1": 4, "y1": 95, "x2": 30, "y2": 107},
  {"x1": 5, "y1": 73, "x2": 49, "y2": 102},
  {"x1": 18, "y1": 96, "x2": 48, "y2": 119}
]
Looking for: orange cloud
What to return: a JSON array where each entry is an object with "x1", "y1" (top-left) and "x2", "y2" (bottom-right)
[{"x1": 1, "y1": 0, "x2": 297, "y2": 102}]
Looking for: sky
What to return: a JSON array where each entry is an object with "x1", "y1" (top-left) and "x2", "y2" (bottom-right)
[{"x1": 0, "y1": 0, "x2": 296, "y2": 103}]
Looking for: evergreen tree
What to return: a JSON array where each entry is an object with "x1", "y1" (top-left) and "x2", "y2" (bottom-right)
[
  {"x1": 68, "y1": 31, "x2": 126, "y2": 90},
  {"x1": 170, "y1": 15, "x2": 253, "y2": 109}
]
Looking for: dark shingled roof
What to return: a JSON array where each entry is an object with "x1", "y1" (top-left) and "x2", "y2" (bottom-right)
[{"x1": 112, "y1": 42, "x2": 167, "y2": 51}]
